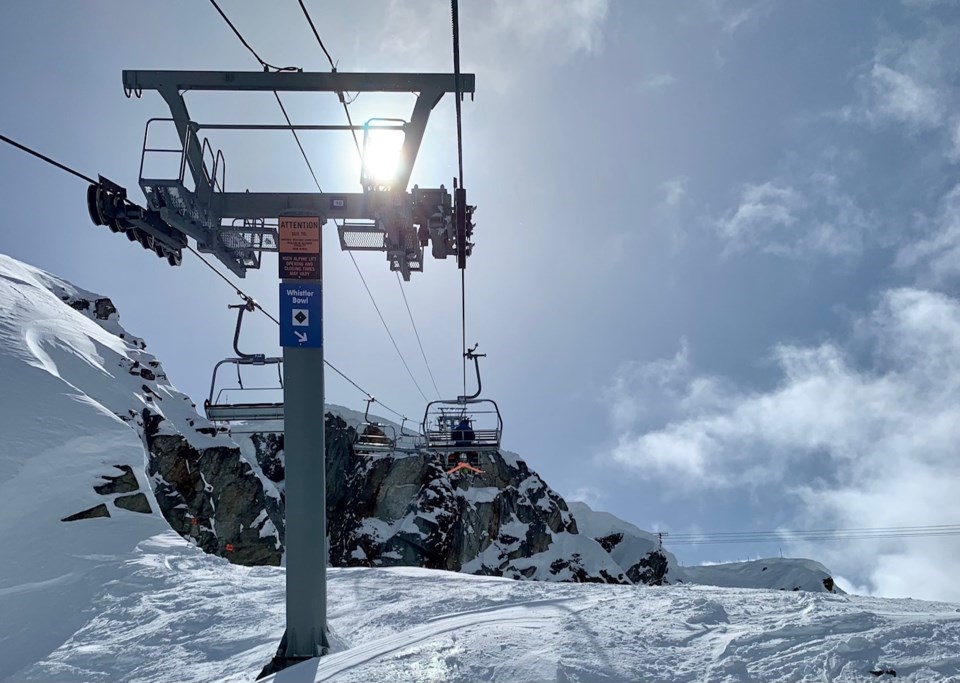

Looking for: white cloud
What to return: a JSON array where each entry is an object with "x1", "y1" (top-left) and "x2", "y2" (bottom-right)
[
  {"x1": 716, "y1": 182, "x2": 804, "y2": 251},
  {"x1": 864, "y1": 63, "x2": 944, "y2": 129},
  {"x1": 605, "y1": 339, "x2": 736, "y2": 430},
  {"x1": 897, "y1": 184, "x2": 960, "y2": 283},
  {"x1": 604, "y1": 288, "x2": 960, "y2": 600},
  {"x1": 699, "y1": 0, "x2": 772, "y2": 34},
  {"x1": 374, "y1": 0, "x2": 610, "y2": 88},
  {"x1": 901, "y1": 0, "x2": 954, "y2": 7},
  {"x1": 950, "y1": 119, "x2": 960, "y2": 162},
  {"x1": 655, "y1": 177, "x2": 691, "y2": 251},
  {"x1": 660, "y1": 177, "x2": 688, "y2": 207},
  {"x1": 565, "y1": 485, "x2": 605, "y2": 508},
  {"x1": 605, "y1": 340, "x2": 692, "y2": 431},
  {"x1": 715, "y1": 175, "x2": 871, "y2": 258},
  {"x1": 491, "y1": 0, "x2": 609, "y2": 56},
  {"x1": 639, "y1": 74, "x2": 678, "y2": 91},
  {"x1": 843, "y1": 25, "x2": 960, "y2": 146}
]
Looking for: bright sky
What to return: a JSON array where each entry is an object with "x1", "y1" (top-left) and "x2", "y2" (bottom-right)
[{"x1": 3, "y1": 1, "x2": 960, "y2": 602}]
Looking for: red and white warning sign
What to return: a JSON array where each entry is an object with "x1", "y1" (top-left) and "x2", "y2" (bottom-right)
[
  {"x1": 279, "y1": 216, "x2": 322, "y2": 280},
  {"x1": 279, "y1": 216, "x2": 320, "y2": 253}
]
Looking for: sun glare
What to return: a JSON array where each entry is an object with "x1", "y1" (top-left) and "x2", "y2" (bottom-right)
[{"x1": 361, "y1": 121, "x2": 406, "y2": 188}]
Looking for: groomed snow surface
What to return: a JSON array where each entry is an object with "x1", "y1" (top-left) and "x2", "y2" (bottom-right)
[{"x1": 13, "y1": 532, "x2": 960, "y2": 683}]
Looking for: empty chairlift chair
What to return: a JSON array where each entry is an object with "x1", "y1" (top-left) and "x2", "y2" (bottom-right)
[
  {"x1": 353, "y1": 397, "x2": 397, "y2": 455},
  {"x1": 204, "y1": 301, "x2": 284, "y2": 424}
]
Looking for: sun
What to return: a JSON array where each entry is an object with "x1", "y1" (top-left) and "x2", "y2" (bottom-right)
[{"x1": 361, "y1": 120, "x2": 406, "y2": 189}]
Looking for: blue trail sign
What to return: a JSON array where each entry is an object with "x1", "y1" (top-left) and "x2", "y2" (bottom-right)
[{"x1": 279, "y1": 282, "x2": 322, "y2": 348}]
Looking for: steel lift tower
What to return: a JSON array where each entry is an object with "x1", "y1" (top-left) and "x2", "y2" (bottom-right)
[{"x1": 89, "y1": 69, "x2": 476, "y2": 668}]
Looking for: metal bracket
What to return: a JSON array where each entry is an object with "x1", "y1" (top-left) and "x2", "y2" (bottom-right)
[{"x1": 120, "y1": 70, "x2": 475, "y2": 278}]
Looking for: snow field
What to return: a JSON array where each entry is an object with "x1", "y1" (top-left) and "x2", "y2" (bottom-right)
[{"x1": 15, "y1": 533, "x2": 960, "y2": 682}]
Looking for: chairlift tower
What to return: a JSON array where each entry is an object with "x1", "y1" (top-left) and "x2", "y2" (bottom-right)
[{"x1": 100, "y1": 69, "x2": 476, "y2": 666}]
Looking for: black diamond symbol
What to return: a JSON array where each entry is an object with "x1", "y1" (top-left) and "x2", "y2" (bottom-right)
[{"x1": 294, "y1": 311, "x2": 307, "y2": 324}]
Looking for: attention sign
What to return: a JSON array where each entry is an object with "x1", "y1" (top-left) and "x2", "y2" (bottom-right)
[
  {"x1": 279, "y1": 216, "x2": 320, "y2": 253},
  {"x1": 279, "y1": 216, "x2": 321, "y2": 280}
]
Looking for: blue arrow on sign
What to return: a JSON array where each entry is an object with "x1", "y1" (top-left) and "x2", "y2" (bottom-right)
[{"x1": 279, "y1": 282, "x2": 322, "y2": 348}]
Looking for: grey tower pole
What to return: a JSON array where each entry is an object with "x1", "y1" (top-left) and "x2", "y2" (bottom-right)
[{"x1": 281, "y1": 229, "x2": 329, "y2": 658}]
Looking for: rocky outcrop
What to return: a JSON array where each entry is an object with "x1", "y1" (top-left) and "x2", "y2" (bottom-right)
[
  {"x1": 61, "y1": 504, "x2": 110, "y2": 522},
  {"x1": 626, "y1": 549, "x2": 670, "y2": 586},
  {"x1": 222, "y1": 415, "x2": 629, "y2": 583},
  {"x1": 61, "y1": 464, "x2": 154, "y2": 522},
  {"x1": 114, "y1": 493, "x2": 152, "y2": 514},
  {"x1": 567, "y1": 501, "x2": 681, "y2": 585},
  {"x1": 144, "y1": 410, "x2": 282, "y2": 567},
  {"x1": 94, "y1": 465, "x2": 139, "y2": 496}
]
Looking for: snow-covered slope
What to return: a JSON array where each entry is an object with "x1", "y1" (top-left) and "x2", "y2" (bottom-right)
[
  {"x1": 568, "y1": 500, "x2": 679, "y2": 584},
  {"x1": 0, "y1": 254, "x2": 278, "y2": 679},
  {"x1": 16, "y1": 534, "x2": 960, "y2": 682},
  {"x1": 0, "y1": 254, "x2": 173, "y2": 677},
  {"x1": 569, "y1": 501, "x2": 840, "y2": 593},
  {"x1": 680, "y1": 557, "x2": 839, "y2": 593}
]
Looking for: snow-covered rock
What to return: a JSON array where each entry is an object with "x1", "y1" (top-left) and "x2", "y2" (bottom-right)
[
  {"x1": 678, "y1": 557, "x2": 841, "y2": 593},
  {"x1": 224, "y1": 421, "x2": 632, "y2": 584},
  {"x1": 0, "y1": 253, "x2": 283, "y2": 678},
  {"x1": 568, "y1": 500, "x2": 678, "y2": 584},
  {"x1": 567, "y1": 501, "x2": 840, "y2": 593}
]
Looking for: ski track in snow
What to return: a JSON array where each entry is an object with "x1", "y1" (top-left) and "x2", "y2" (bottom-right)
[{"x1": 13, "y1": 535, "x2": 960, "y2": 683}]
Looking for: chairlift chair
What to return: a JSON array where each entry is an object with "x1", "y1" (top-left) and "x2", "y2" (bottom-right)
[
  {"x1": 421, "y1": 345, "x2": 502, "y2": 456},
  {"x1": 204, "y1": 301, "x2": 284, "y2": 423},
  {"x1": 353, "y1": 397, "x2": 398, "y2": 455}
]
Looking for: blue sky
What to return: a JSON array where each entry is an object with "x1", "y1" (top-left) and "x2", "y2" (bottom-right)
[{"x1": 3, "y1": 0, "x2": 960, "y2": 601}]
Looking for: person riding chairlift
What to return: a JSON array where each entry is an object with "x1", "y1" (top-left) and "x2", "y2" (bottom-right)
[
  {"x1": 448, "y1": 417, "x2": 480, "y2": 469},
  {"x1": 361, "y1": 423, "x2": 391, "y2": 446}
]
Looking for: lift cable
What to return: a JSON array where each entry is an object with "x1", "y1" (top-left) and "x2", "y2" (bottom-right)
[
  {"x1": 396, "y1": 271, "x2": 442, "y2": 399},
  {"x1": 296, "y1": 0, "x2": 362, "y2": 157},
  {"x1": 206, "y1": 0, "x2": 321, "y2": 191},
  {"x1": 290, "y1": 1, "x2": 434, "y2": 403},
  {"x1": 0, "y1": 132, "x2": 412, "y2": 424},
  {"x1": 185, "y1": 246, "x2": 409, "y2": 420},
  {"x1": 349, "y1": 252, "x2": 430, "y2": 402},
  {"x1": 207, "y1": 0, "x2": 300, "y2": 73},
  {"x1": 451, "y1": 0, "x2": 468, "y2": 398},
  {"x1": 272, "y1": 92, "x2": 323, "y2": 193},
  {"x1": 295, "y1": 0, "x2": 335, "y2": 67},
  {"x1": 451, "y1": 0, "x2": 465, "y2": 186},
  {"x1": 0, "y1": 134, "x2": 96, "y2": 185},
  {"x1": 208, "y1": 2, "x2": 431, "y2": 411},
  {"x1": 663, "y1": 523, "x2": 960, "y2": 546}
]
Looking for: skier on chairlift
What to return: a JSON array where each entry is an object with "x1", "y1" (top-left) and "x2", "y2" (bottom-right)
[{"x1": 447, "y1": 416, "x2": 480, "y2": 471}]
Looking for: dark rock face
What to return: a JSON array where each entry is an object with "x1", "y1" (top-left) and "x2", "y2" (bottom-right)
[
  {"x1": 597, "y1": 533, "x2": 623, "y2": 553},
  {"x1": 135, "y1": 408, "x2": 666, "y2": 585},
  {"x1": 227, "y1": 414, "x2": 621, "y2": 582},
  {"x1": 61, "y1": 295, "x2": 118, "y2": 323},
  {"x1": 144, "y1": 411, "x2": 282, "y2": 567},
  {"x1": 93, "y1": 298, "x2": 117, "y2": 320},
  {"x1": 94, "y1": 465, "x2": 139, "y2": 496},
  {"x1": 65, "y1": 464, "x2": 149, "y2": 524},
  {"x1": 626, "y1": 549, "x2": 669, "y2": 586},
  {"x1": 114, "y1": 493, "x2": 152, "y2": 514},
  {"x1": 62, "y1": 504, "x2": 110, "y2": 522},
  {"x1": 250, "y1": 432, "x2": 285, "y2": 485}
]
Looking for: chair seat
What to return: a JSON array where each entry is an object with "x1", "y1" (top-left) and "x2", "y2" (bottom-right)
[{"x1": 205, "y1": 402, "x2": 285, "y2": 422}]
